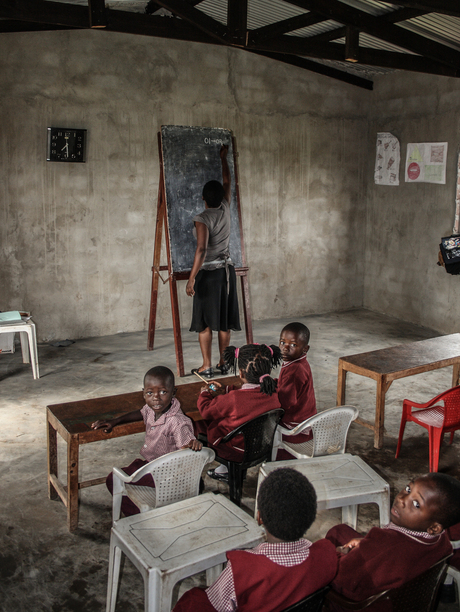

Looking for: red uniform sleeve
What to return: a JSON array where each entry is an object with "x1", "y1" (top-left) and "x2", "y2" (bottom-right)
[{"x1": 197, "y1": 391, "x2": 232, "y2": 421}]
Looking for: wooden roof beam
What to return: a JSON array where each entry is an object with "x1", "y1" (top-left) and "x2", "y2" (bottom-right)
[
  {"x1": 388, "y1": 1, "x2": 460, "y2": 17},
  {"x1": 250, "y1": 12, "x2": 326, "y2": 44},
  {"x1": 284, "y1": 0, "x2": 460, "y2": 69},
  {"x1": 151, "y1": 0, "x2": 228, "y2": 43},
  {"x1": 227, "y1": 0, "x2": 247, "y2": 46},
  {"x1": 0, "y1": 0, "x2": 88, "y2": 28}
]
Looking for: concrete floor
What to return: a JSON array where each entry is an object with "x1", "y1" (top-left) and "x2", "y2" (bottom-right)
[{"x1": 1, "y1": 308, "x2": 459, "y2": 611}]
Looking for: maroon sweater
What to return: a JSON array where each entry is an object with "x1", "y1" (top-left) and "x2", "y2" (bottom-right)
[
  {"x1": 277, "y1": 356, "x2": 316, "y2": 444},
  {"x1": 326, "y1": 523, "x2": 452, "y2": 611},
  {"x1": 197, "y1": 386, "x2": 281, "y2": 453},
  {"x1": 173, "y1": 539, "x2": 337, "y2": 612}
]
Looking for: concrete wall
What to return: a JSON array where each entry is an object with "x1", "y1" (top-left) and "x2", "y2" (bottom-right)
[
  {"x1": 364, "y1": 72, "x2": 460, "y2": 334},
  {"x1": 0, "y1": 30, "x2": 368, "y2": 341}
]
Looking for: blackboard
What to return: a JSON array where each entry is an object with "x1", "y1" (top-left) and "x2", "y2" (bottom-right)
[{"x1": 160, "y1": 125, "x2": 243, "y2": 273}]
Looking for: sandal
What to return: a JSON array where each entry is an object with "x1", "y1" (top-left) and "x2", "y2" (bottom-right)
[
  {"x1": 207, "y1": 468, "x2": 229, "y2": 482},
  {"x1": 215, "y1": 363, "x2": 229, "y2": 375},
  {"x1": 191, "y1": 367, "x2": 214, "y2": 379}
]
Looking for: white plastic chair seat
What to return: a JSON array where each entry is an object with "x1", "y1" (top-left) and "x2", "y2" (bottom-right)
[
  {"x1": 272, "y1": 405, "x2": 358, "y2": 461},
  {"x1": 0, "y1": 318, "x2": 39, "y2": 379},
  {"x1": 124, "y1": 485, "x2": 157, "y2": 513},
  {"x1": 282, "y1": 437, "x2": 314, "y2": 457},
  {"x1": 112, "y1": 447, "x2": 215, "y2": 522},
  {"x1": 411, "y1": 406, "x2": 445, "y2": 428}
]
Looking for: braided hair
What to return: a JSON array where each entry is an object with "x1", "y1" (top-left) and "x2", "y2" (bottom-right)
[{"x1": 223, "y1": 343, "x2": 282, "y2": 396}]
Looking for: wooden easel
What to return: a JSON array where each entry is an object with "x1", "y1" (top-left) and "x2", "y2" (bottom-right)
[{"x1": 147, "y1": 133, "x2": 253, "y2": 377}]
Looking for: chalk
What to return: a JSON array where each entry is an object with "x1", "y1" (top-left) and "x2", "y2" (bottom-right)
[{"x1": 193, "y1": 370, "x2": 217, "y2": 391}]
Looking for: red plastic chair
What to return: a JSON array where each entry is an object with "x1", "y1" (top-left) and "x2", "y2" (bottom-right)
[{"x1": 395, "y1": 386, "x2": 460, "y2": 472}]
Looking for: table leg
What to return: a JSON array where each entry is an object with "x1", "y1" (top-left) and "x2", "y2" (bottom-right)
[
  {"x1": 19, "y1": 330, "x2": 30, "y2": 363},
  {"x1": 206, "y1": 564, "x2": 223, "y2": 585},
  {"x1": 337, "y1": 363, "x2": 347, "y2": 406},
  {"x1": 374, "y1": 376, "x2": 387, "y2": 449},
  {"x1": 453, "y1": 362, "x2": 460, "y2": 388},
  {"x1": 47, "y1": 418, "x2": 58, "y2": 500},
  {"x1": 67, "y1": 435, "x2": 80, "y2": 532},
  {"x1": 378, "y1": 487, "x2": 391, "y2": 527},
  {"x1": 341, "y1": 505, "x2": 358, "y2": 530}
]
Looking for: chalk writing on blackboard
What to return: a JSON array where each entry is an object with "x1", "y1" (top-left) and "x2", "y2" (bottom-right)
[{"x1": 161, "y1": 125, "x2": 243, "y2": 273}]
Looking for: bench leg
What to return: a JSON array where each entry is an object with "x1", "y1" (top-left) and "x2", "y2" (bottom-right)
[
  {"x1": 67, "y1": 436, "x2": 80, "y2": 532},
  {"x1": 47, "y1": 419, "x2": 58, "y2": 500}
]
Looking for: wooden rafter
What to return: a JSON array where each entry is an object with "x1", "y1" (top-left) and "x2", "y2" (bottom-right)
[
  {"x1": 1, "y1": 0, "x2": 460, "y2": 89},
  {"x1": 227, "y1": 0, "x2": 248, "y2": 46},
  {"x1": 388, "y1": 1, "x2": 460, "y2": 18},
  {"x1": 284, "y1": 0, "x2": 460, "y2": 69}
]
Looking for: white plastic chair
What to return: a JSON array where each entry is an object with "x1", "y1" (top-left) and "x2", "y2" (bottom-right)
[
  {"x1": 0, "y1": 318, "x2": 39, "y2": 379},
  {"x1": 112, "y1": 447, "x2": 215, "y2": 522},
  {"x1": 271, "y1": 405, "x2": 358, "y2": 461}
]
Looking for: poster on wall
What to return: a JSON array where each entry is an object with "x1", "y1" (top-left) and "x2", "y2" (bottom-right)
[
  {"x1": 374, "y1": 133, "x2": 400, "y2": 185},
  {"x1": 405, "y1": 142, "x2": 448, "y2": 184}
]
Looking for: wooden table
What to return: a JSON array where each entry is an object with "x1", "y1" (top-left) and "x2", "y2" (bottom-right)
[
  {"x1": 337, "y1": 334, "x2": 460, "y2": 450},
  {"x1": 47, "y1": 376, "x2": 239, "y2": 531}
]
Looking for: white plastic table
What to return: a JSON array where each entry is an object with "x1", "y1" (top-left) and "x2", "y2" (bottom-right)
[
  {"x1": 0, "y1": 319, "x2": 39, "y2": 379},
  {"x1": 256, "y1": 454, "x2": 390, "y2": 529},
  {"x1": 106, "y1": 492, "x2": 265, "y2": 612}
]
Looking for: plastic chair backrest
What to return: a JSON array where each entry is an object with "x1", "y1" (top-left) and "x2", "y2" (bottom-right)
[
  {"x1": 114, "y1": 447, "x2": 215, "y2": 513},
  {"x1": 442, "y1": 387, "x2": 460, "y2": 428},
  {"x1": 388, "y1": 554, "x2": 449, "y2": 612},
  {"x1": 325, "y1": 555, "x2": 449, "y2": 611},
  {"x1": 309, "y1": 406, "x2": 359, "y2": 456},
  {"x1": 280, "y1": 585, "x2": 330, "y2": 612},
  {"x1": 222, "y1": 408, "x2": 284, "y2": 467}
]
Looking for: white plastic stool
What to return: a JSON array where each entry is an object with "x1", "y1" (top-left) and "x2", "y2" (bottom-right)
[
  {"x1": 0, "y1": 320, "x2": 39, "y2": 379},
  {"x1": 106, "y1": 492, "x2": 264, "y2": 612},
  {"x1": 256, "y1": 454, "x2": 390, "y2": 528}
]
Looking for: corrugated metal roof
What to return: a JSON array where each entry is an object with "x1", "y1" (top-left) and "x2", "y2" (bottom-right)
[{"x1": 32, "y1": 0, "x2": 460, "y2": 84}]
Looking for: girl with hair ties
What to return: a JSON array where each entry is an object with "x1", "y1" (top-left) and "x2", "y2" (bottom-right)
[
  {"x1": 186, "y1": 144, "x2": 241, "y2": 378},
  {"x1": 195, "y1": 343, "x2": 282, "y2": 481}
]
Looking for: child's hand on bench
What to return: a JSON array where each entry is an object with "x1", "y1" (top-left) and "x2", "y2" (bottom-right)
[{"x1": 91, "y1": 419, "x2": 115, "y2": 434}]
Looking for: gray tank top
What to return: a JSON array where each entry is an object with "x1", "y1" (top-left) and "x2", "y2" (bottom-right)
[{"x1": 193, "y1": 199, "x2": 231, "y2": 266}]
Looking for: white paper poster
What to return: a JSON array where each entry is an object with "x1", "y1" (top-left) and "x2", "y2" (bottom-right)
[
  {"x1": 374, "y1": 133, "x2": 400, "y2": 186},
  {"x1": 405, "y1": 142, "x2": 447, "y2": 184}
]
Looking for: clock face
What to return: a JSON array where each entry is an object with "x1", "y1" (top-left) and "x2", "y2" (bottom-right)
[{"x1": 47, "y1": 127, "x2": 86, "y2": 162}]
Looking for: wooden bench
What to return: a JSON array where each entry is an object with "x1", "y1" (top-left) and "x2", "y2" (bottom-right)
[{"x1": 47, "y1": 376, "x2": 239, "y2": 531}]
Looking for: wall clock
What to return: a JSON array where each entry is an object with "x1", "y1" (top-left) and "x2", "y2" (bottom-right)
[{"x1": 47, "y1": 127, "x2": 87, "y2": 162}]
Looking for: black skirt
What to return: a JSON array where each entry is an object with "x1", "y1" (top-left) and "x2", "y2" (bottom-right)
[{"x1": 189, "y1": 266, "x2": 241, "y2": 333}]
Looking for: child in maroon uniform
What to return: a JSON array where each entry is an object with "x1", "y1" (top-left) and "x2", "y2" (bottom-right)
[
  {"x1": 326, "y1": 473, "x2": 460, "y2": 611},
  {"x1": 91, "y1": 366, "x2": 202, "y2": 516},
  {"x1": 196, "y1": 343, "x2": 281, "y2": 481},
  {"x1": 276, "y1": 322, "x2": 316, "y2": 459},
  {"x1": 173, "y1": 467, "x2": 338, "y2": 612}
]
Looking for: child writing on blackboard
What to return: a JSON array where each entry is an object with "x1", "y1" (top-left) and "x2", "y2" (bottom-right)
[
  {"x1": 91, "y1": 365, "x2": 202, "y2": 516},
  {"x1": 186, "y1": 144, "x2": 241, "y2": 378}
]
